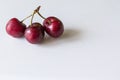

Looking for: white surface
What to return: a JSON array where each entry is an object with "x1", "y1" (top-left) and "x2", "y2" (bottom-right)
[{"x1": 0, "y1": 0, "x2": 120, "y2": 80}]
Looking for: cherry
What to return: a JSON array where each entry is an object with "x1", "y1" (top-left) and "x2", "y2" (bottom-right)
[
  {"x1": 6, "y1": 6, "x2": 64, "y2": 44},
  {"x1": 25, "y1": 23, "x2": 44, "y2": 44},
  {"x1": 6, "y1": 18, "x2": 26, "y2": 38},
  {"x1": 43, "y1": 17, "x2": 64, "y2": 38}
]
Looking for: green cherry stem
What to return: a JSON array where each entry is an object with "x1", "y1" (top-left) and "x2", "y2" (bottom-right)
[
  {"x1": 37, "y1": 12, "x2": 46, "y2": 20},
  {"x1": 21, "y1": 6, "x2": 47, "y2": 24},
  {"x1": 31, "y1": 11, "x2": 36, "y2": 25},
  {"x1": 36, "y1": 6, "x2": 52, "y2": 24},
  {"x1": 21, "y1": 6, "x2": 40, "y2": 23},
  {"x1": 35, "y1": 6, "x2": 46, "y2": 20},
  {"x1": 21, "y1": 14, "x2": 33, "y2": 23},
  {"x1": 37, "y1": 11, "x2": 51, "y2": 24}
]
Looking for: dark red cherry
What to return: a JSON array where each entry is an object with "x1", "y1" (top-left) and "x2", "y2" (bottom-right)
[
  {"x1": 25, "y1": 23, "x2": 44, "y2": 44},
  {"x1": 6, "y1": 18, "x2": 26, "y2": 38},
  {"x1": 43, "y1": 17, "x2": 64, "y2": 38}
]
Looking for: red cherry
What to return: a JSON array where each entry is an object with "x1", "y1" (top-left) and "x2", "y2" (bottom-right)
[
  {"x1": 25, "y1": 23, "x2": 44, "y2": 44},
  {"x1": 43, "y1": 17, "x2": 64, "y2": 38},
  {"x1": 6, "y1": 18, "x2": 26, "y2": 38}
]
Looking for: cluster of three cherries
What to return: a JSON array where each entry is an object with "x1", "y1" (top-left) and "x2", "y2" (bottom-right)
[{"x1": 6, "y1": 6, "x2": 64, "y2": 44}]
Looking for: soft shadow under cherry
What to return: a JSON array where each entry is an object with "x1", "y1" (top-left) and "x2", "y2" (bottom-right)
[{"x1": 39, "y1": 28, "x2": 81, "y2": 46}]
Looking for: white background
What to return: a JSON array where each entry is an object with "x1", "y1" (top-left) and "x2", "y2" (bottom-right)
[{"x1": 0, "y1": 0, "x2": 120, "y2": 80}]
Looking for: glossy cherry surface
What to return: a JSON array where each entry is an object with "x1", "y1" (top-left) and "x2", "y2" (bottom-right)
[
  {"x1": 25, "y1": 23, "x2": 44, "y2": 44},
  {"x1": 6, "y1": 18, "x2": 26, "y2": 38},
  {"x1": 43, "y1": 17, "x2": 64, "y2": 38}
]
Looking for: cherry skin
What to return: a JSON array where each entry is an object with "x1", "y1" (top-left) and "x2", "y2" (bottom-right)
[
  {"x1": 25, "y1": 23, "x2": 44, "y2": 44},
  {"x1": 6, "y1": 18, "x2": 26, "y2": 38},
  {"x1": 43, "y1": 17, "x2": 64, "y2": 38}
]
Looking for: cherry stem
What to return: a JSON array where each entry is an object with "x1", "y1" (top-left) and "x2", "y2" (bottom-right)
[
  {"x1": 37, "y1": 11, "x2": 51, "y2": 24},
  {"x1": 37, "y1": 12, "x2": 46, "y2": 20},
  {"x1": 21, "y1": 6, "x2": 47, "y2": 24},
  {"x1": 31, "y1": 11, "x2": 35, "y2": 25},
  {"x1": 30, "y1": 6, "x2": 42, "y2": 25},
  {"x1": 34, "y1": 6, "x2": 40, "y2": 13},
  {"x1": 21, "y1": 6, "x2": 40, "y2": 23},
  {"x1": 35, "y1": 6, "x2": 46, "y2": 19},
  {"x1": 21, "y1": 14, "x2": 32, "y2": 22}
]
